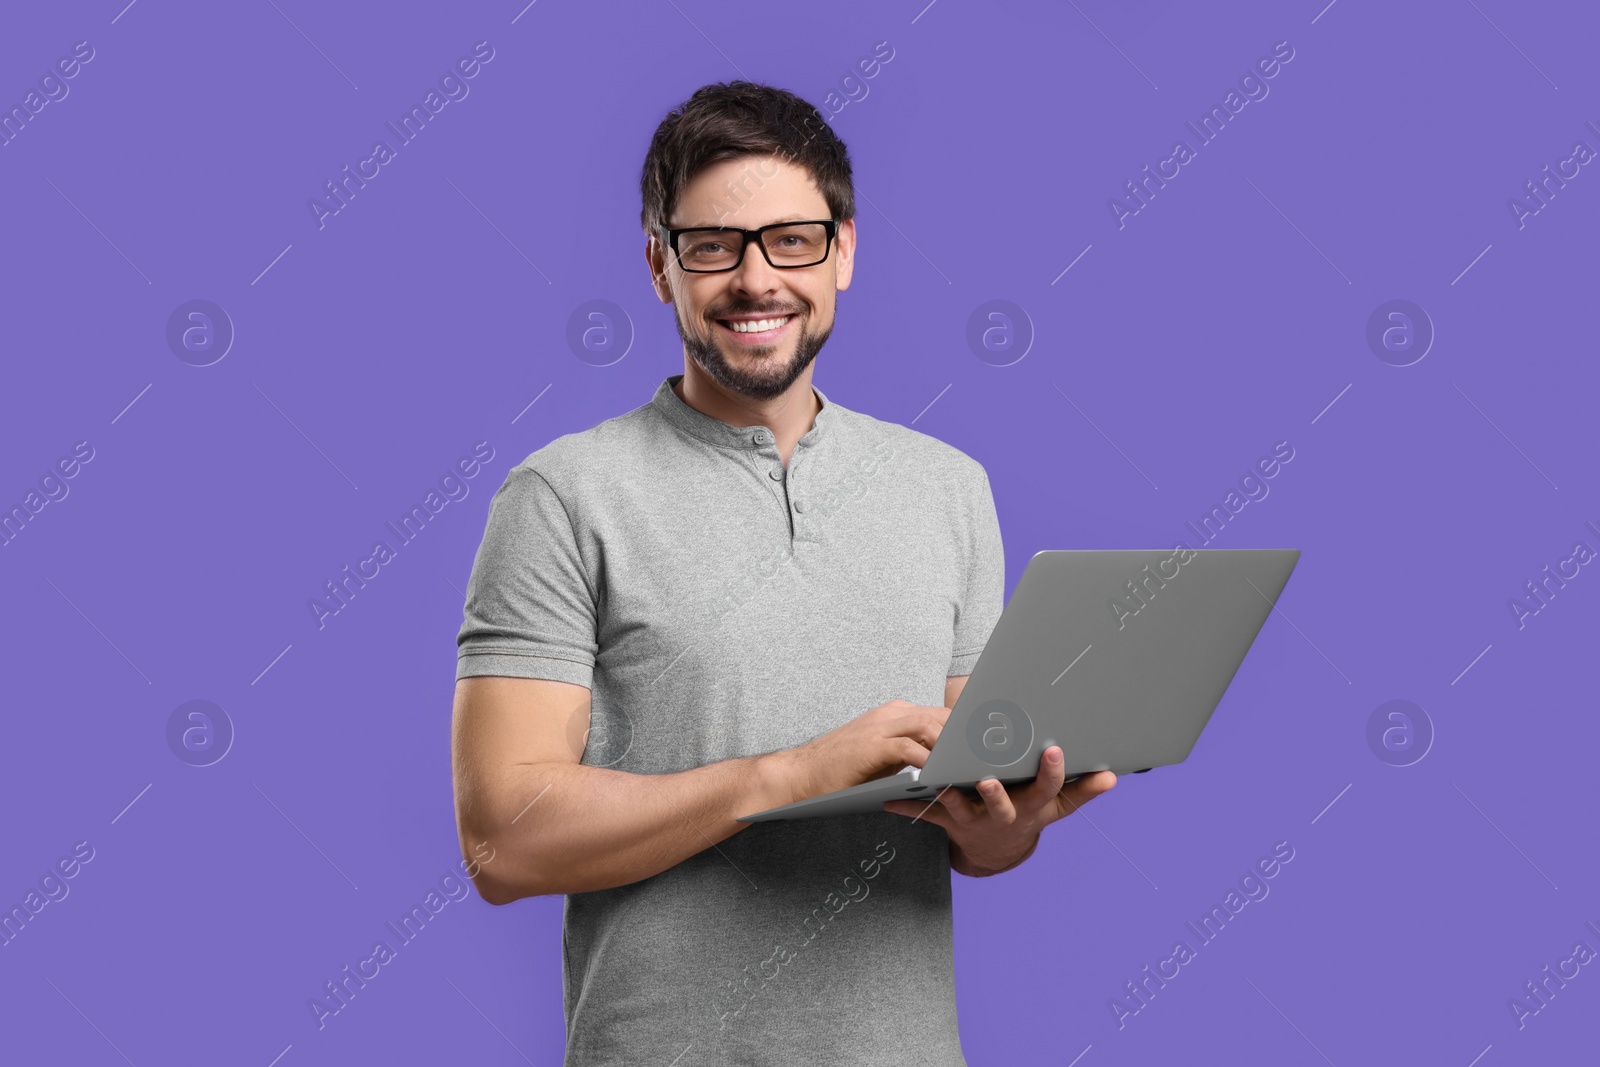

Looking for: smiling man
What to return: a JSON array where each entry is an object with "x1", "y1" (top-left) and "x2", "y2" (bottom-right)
[{"x1": 450, "y1": 80, "x2": 1115, "y2": 1066}]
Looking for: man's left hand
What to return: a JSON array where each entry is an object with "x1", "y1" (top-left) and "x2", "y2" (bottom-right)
[{"x1": 882, "y1": 747, "x2": 1116, "y2": 876}]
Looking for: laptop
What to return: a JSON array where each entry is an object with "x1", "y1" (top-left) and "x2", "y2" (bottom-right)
[{"x1": 737, "y1": 547, "x2": 1301, "y2": 822}]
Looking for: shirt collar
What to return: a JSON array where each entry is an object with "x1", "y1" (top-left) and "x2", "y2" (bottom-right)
[{"x1": 651, "y1": 373, "x2": 833, "y2": 451}]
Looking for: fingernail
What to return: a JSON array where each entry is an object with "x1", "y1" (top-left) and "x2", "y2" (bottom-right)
[{"x1": 1047, "y1": 749, "x2": 1062, "y2": 763}]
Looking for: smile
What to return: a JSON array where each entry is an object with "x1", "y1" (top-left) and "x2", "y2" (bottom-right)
[{"x1": 716, "y1": 315, "x2": 794, "y2": 343}]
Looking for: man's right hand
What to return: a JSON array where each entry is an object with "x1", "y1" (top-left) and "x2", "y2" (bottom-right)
[{"x1": 770, "y1": 699, "x2": 951, "y2": 806}]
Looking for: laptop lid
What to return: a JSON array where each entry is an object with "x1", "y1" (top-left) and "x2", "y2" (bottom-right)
[
  {"x1": 736, "y1": 547, "x2": 1299, "y2": 822},
  {"x1": 921, "y1": 547, "x2": 1300, "y2": 785}
]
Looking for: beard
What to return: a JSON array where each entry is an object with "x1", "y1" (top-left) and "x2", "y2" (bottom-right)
[{"x1": 676, "y1": 303, "x2": 833, "y2": 402}]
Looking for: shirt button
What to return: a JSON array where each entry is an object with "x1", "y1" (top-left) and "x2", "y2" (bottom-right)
[
  {"x1": 753, "y1": 431, "x2": 771, "y2": 445},
  {"x1": 769, "y1": 467, "x2": 784, "y2": 481},
  {"x1": 793, "y1": 500, "x2": 806, "y2": 513}
]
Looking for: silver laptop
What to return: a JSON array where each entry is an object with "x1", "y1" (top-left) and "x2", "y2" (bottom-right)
[{"x1": 737, "y1": 548, "x2": 1300, "y2": 822}]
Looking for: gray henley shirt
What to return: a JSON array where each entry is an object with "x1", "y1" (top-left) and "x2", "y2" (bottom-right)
[{"x1": 456, "y1": 372, "x2": 1004, "y2": 1066}]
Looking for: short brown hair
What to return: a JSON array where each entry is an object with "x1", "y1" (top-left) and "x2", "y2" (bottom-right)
[{"x1": 639, "y1": 80, "x2": 855, "y2": 238}]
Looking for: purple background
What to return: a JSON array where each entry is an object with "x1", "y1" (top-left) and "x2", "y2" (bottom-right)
[{"x1": 2, "y1": 0, "x2": 1596, "y2": 1063}]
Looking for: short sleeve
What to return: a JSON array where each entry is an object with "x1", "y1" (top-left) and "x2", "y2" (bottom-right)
[
  {"x1": 456, "y1": 465, "x2": 598, "y2": 687},
  {"x1": 948, "y1": 464, "x2": 1005, "y2": 677}
]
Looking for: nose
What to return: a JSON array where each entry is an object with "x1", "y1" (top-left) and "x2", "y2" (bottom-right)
[{"x1": 728, "y1": 237, "x2": 784, "y2": 294}]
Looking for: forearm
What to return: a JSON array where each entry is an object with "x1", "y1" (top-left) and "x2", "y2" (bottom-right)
[{"x1": 467, "y1": 753, "x2": 791, "y2": 901}]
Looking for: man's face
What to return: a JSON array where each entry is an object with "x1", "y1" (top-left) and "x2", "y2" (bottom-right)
[{"x1": 648, "y1": 154, "x2": 855, "y2": 401}]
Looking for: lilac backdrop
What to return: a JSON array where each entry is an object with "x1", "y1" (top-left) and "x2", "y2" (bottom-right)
[{"x1": 2, "y1": 0, "x2": 1596, "y2": 1063}]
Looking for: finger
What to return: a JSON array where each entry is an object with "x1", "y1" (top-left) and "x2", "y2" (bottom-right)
[
  {"x1": 889, "y1": 717, "x2": 930, "y2": 757},
  {"x1": 903, "y1": 709, "x2": 949, "y2": 747},
  {"x1": 1055, "y1": 770, "x2": 1118, "y2": 818},
  {"x1": 974, "y1": 778, "x2": 1017, "y2": 826},
  {"x1": 1015, "y1": 746, "x2": 1068, "y2": 814},
  {"x1": 883, "y1": 798, "x2": 952, "y2": 831},
  {"x1": 937, "y1": 784, "x2": 984, "y2": 827},
  {"x1": 1076, "y1": 770, "x2": 1118, "y2": 798}
]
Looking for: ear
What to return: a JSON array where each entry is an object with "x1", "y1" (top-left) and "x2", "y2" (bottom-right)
[
  {"x1": 834, "y1": 217, "x2": 856, "y2": 292},
  {"x1": 645, "y1": 234, "x2": 673, "y2": 304}
]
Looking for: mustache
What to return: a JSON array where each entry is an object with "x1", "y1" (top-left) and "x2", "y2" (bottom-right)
[{"x1": 710, "y1": 306, "x2": 802, "y2": 319}]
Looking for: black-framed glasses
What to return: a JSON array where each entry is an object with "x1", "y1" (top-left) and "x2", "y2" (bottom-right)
[{"x1": 661, "y1": 219, "x2": 839, "y2": 273}]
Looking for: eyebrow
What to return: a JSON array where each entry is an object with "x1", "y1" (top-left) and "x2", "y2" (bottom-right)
[{"x1": 678, "y1": 213, "x2": 815, "y2": 229}]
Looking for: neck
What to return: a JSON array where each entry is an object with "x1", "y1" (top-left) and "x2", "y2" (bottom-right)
[{"x1": 674, "y1": 364, "x2": 821, "y2": 465}]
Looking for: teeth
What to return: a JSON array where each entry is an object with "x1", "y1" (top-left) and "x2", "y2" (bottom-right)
[{"x1": 725, "y1": 316, "x2": 791, "y2": 333}]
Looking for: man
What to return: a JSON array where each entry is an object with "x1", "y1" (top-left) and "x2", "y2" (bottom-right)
[{"x1": 450, "y1": 80, "x2": 1115, "y2": 1066}]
